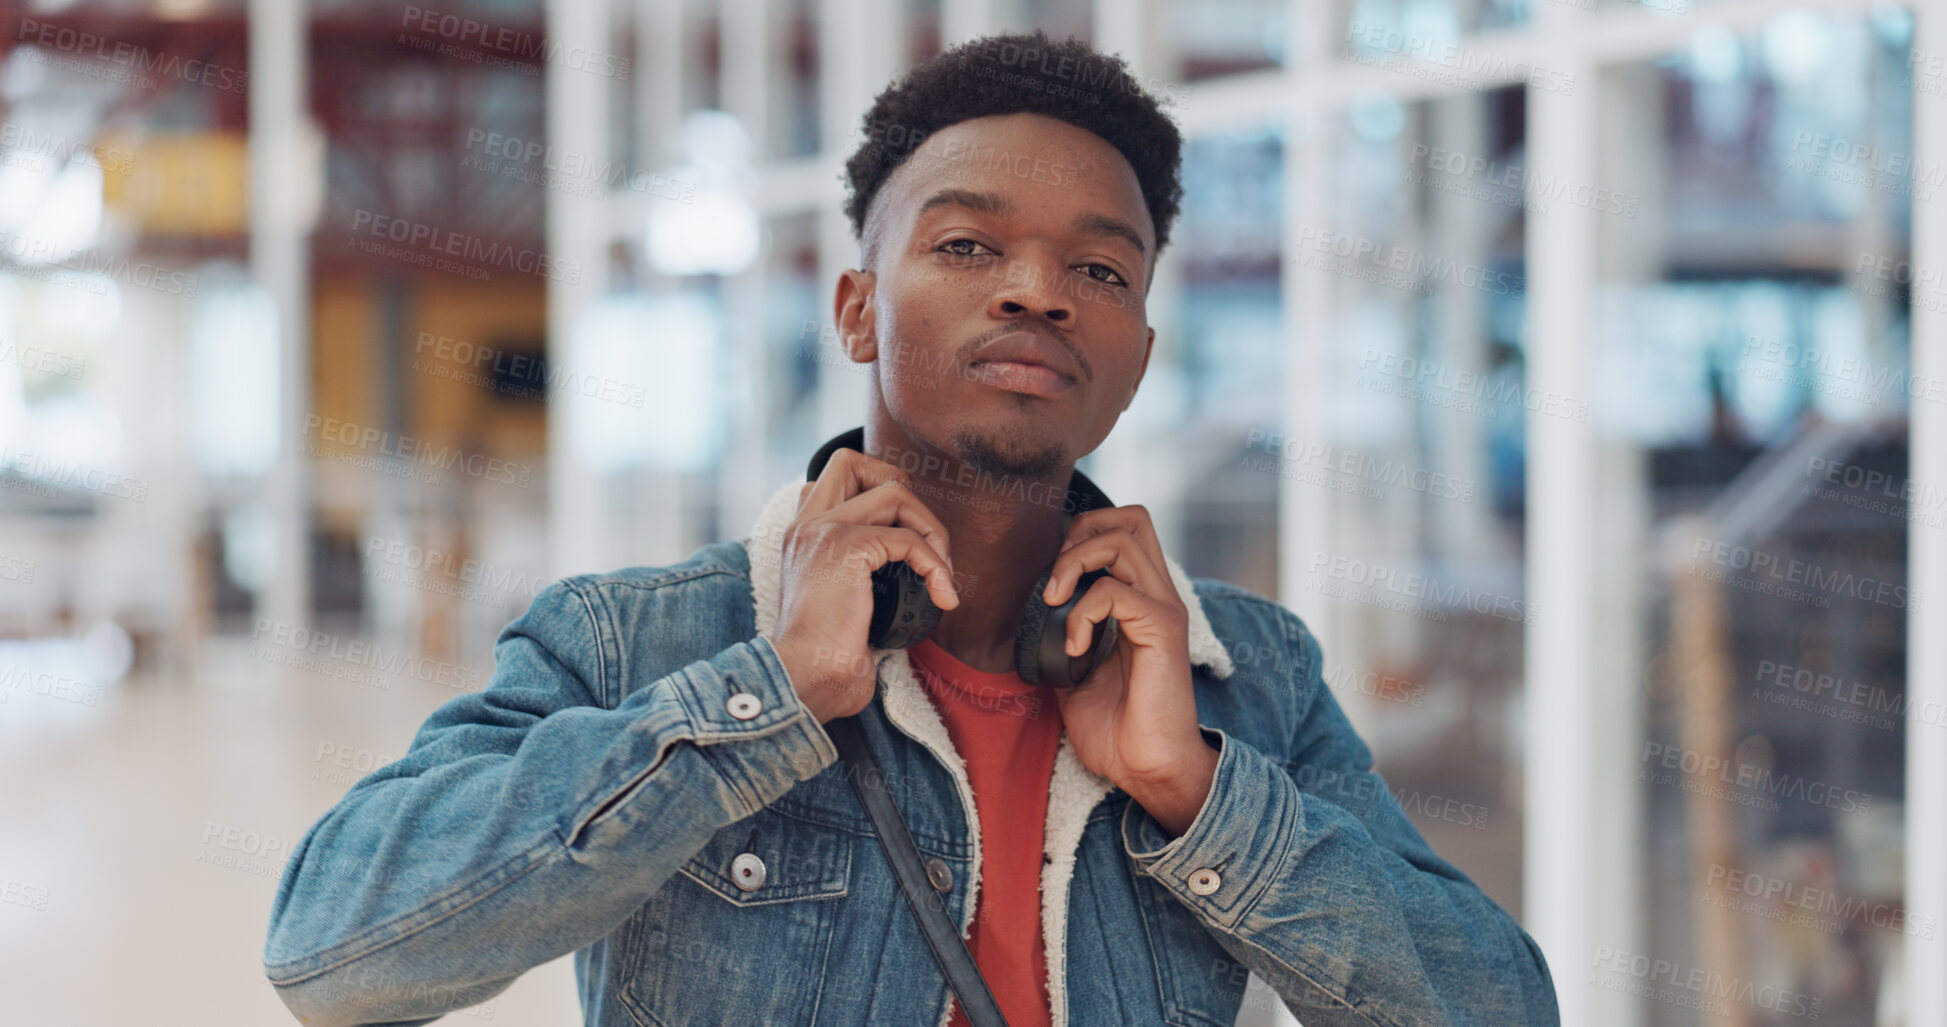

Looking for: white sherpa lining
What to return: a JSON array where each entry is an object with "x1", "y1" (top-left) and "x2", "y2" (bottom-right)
[{"x1": 743, "y1": 476, "x2": 1233, "y2": 1027}]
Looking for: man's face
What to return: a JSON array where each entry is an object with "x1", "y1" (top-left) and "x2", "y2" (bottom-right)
[{"x1": 835, "y1": 112, "x2": 1156, "y2": 481}]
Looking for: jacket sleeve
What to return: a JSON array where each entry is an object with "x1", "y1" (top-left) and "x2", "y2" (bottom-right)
[
  {"x1": 262, "y1": 577, "x2": 838, "y2": 1026},
  {"x1": 1118, "y1": 606, "x2": 1560, "y2": 1027}
]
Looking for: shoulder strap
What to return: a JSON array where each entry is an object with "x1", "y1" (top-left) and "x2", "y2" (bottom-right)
[{"x1": 826, "y1": 714, "x2": 1011, "y2": 1027}]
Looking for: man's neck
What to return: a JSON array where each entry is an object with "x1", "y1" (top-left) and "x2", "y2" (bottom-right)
[{"x1": 862, "y1": 418, "x2": 1074, "y2": 675}]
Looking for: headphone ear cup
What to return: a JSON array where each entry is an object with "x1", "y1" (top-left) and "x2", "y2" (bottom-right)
[
  {"x1": 1013, "y1": 569, "x2": 1056, "y2": 685},
  {"x1": 868, "y1": 562, "x2": 942, "y2": 649},
  {"x1": 1017, "y1": 567, "x2": 1117, "y2": 687}
]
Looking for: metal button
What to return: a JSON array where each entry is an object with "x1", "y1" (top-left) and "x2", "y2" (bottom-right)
[
  {"x1": 731, "y1": 852, "x2": 767, "y2": 892},
  {"x1": 1188, "y1": 868, "x2": 1222, "y2": 896},
  {"x1": 925, "y1": 857, "x2": 952, "y2": 892},
  {"x1": 726, "y1": 692, "x2": 762, "y2": 720}
]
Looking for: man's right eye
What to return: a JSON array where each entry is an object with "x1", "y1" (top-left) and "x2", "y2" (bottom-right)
[{"x1": 938, "y1": 238, "x2": 995, "y2": 259}]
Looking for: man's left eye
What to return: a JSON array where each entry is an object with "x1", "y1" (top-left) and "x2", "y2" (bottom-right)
[{"x1": 1077, "y1": 264, "x2": 1127, "y2": 286}]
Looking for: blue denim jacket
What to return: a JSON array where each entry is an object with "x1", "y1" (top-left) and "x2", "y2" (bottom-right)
[{"x1": 264, "y1": 477, "x2": 1560, "y2": 1026}]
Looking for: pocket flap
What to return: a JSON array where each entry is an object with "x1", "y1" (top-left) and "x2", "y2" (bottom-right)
[{"x1": 679, "y1": 809, "x2": 853, "y2": 906}]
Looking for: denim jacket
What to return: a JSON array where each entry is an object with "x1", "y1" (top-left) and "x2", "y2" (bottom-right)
[{"x1": 264, "y1": 475, "x2": 1560, "y2": 1026}]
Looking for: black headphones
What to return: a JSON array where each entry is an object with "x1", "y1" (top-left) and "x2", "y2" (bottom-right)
[{"x1": 805, "y1": 427, "x2": 1120, "y2": 687}]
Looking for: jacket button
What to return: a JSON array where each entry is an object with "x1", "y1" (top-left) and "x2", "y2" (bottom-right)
[
  {"x1": 726, "y1": 692, "x2": 763, "y2": 720},
  {"x1": 731, "y1": 852, "x2": 767, "y2": 892},
  {"x1": 925, "y1": 857, "x2": 952, "y2": 892},
  {"x1": 1188, "y1": 868, "x2": 1221, "y2": 895}
]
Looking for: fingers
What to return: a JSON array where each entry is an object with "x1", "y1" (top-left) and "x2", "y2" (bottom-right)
[
  {"x1": 801, "y1": 449, "x2": 953, "y2": 565},
  {"x1": 845, "y1": 484, "x2": 957, "y2": 573},
  {"x1": 867, "y1": 527, "x2": 961, "y2": 610},
  {"x1": 1064, "y1": 574, "x2": 1184, "y2": 658},
  {"x1": 1066, "y1": 576, "x2": 1127, "y2": 656},
  {"x1": 1059, "y1": 505, "x2": 1162, "y2": 559},
  {"x1": 1042, "y1": 512, "x2": 1174, "y2": 610},
  {"x1": 1043, "y1": 537, "x2": 1145, "y2": 607},
  {"x1": 799, "y1": 447, "x2": 909, "y2": 515}
]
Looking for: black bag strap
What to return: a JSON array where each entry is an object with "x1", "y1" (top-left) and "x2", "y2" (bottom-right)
[{"x1": 826, "y1": 714, "x2": 1011, "y2": 1027}]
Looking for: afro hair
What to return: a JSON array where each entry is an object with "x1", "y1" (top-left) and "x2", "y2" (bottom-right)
[{"x1": 843, "y1": 30, "x2": 1184, "y2": 267}]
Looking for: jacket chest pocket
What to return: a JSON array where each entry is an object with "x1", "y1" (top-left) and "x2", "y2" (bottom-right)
[
  {"x1": 618, "y1": 807, "x2": 856, "y2": 1027},
  {"x1": 1131, "y1": 871, "x2": 1250, "y2": 1027}
]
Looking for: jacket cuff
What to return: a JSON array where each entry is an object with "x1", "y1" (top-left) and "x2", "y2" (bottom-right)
[
  {"x1": 675, "y1": 633, "x2": 839, "y2": 816},
  {"x1": 1120, "y1": 726, "x2": 1295, "y2": 930}
]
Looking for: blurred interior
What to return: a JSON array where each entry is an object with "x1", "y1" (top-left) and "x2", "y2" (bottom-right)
[{"x1": 0, "y1": 1, "x2": 1940, "y2": 1025}]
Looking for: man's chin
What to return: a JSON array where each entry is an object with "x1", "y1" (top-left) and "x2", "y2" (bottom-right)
[{"x1": 949, "y1": 423, "x2": 1067, "y2": 481}]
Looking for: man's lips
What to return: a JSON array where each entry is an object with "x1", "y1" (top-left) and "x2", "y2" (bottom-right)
[
  {"x1": 966, "y1": 359, "x2": 1077, "y2": 397},
  {"x1": 964, "y1": 329, "x2": 1084, "y2": 398}
]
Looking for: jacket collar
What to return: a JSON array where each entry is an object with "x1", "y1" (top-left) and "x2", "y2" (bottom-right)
[{"x1": 741, "y1": 438, "x2": 1232, "y2": 1027}]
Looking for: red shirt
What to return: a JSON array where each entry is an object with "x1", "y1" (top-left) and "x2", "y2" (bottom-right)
[{"x1": 908, "y1": 638, "x2": 1064, "y2": 1027}]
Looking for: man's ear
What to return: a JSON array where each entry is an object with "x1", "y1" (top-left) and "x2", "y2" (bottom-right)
[
  {"x1": 1122, "y1": 326, "x2": 1155, "y2": 413},
  {"x1": 832, "y1": 267, "x2": 878, "y2": 362}
]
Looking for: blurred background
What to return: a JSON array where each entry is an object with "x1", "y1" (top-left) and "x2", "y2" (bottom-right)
[{"x1": 0, "y1": 0, "x2": 1941, "y2": 1024}]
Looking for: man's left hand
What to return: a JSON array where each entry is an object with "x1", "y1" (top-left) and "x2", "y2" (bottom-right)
[{"x1": 1041, "y1": 505, "x2": 1218, "y2": 838}]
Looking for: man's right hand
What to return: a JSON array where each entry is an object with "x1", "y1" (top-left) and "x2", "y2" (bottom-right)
[{"x1": 771, "y1": 448, "x2": 960, "y2": 724}]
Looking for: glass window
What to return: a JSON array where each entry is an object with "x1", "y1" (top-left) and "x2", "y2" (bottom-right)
[
  {"x1": 1022, "y1": 0, "x2": 1093, "y2": 42},
  {"x1": 1174, "y1": 124, "x2": 1286, "y2": 599},
  {"x1": 772, "y1": 0, "x2": 821, "y2": 160},
  {"x1": 1338, "y1": 0, "x2": 1533, "y2": 66},
  {"x1": 1592, "y1": 13, "x2": 1915, "y2": 1024},
  {"x1": 1301, "y1": 88, "x2": 1531, "y2": 917},
  {"x1": 1171, "y1": 0, "x2": 1285, "y2": 81}
]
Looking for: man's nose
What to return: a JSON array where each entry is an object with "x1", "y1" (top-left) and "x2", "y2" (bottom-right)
[{"x1": 988, "y1": 254, "x2": 1073, "y2": 323}]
